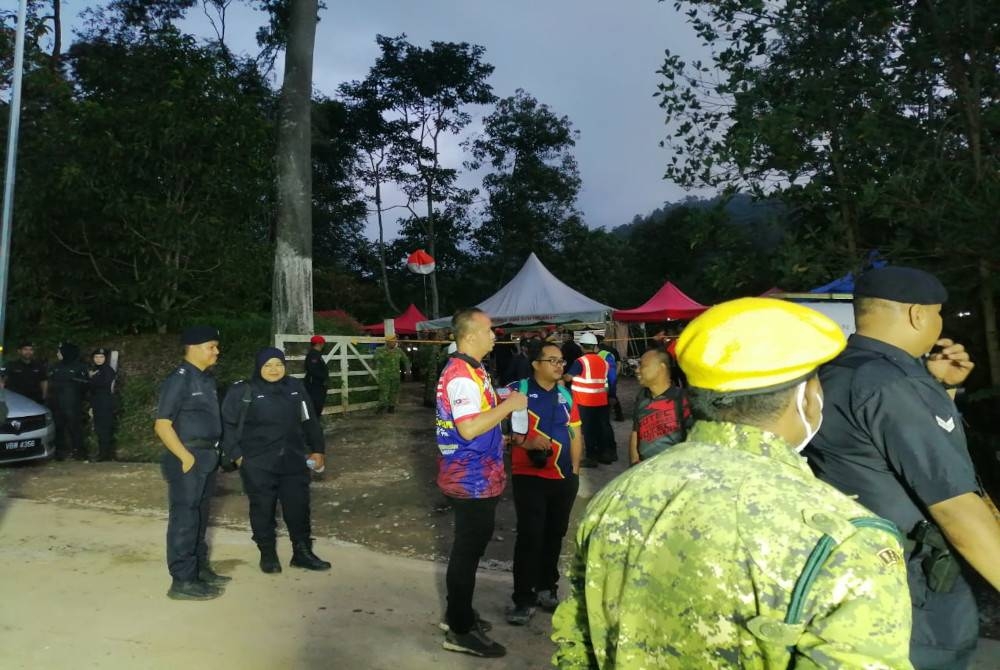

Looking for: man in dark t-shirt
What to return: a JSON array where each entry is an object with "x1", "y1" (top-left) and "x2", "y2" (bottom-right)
[{"x1": 630, "y1": 348, "x2": 692, "y2": 465}]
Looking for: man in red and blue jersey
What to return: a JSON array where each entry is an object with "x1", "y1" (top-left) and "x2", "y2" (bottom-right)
[
  {"x1": 436, "y1": 308, "x2": 527, "y2": 658},
  {"x1": 503, "y1": 340, "x2": 582, "y2": 626}
]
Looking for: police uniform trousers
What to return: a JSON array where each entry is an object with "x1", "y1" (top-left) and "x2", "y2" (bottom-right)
[
  {"x1": 511, "y1": 475, "x2": 579, "y2": 607},
  {"x1": 578, "y1": 404, "x2": 616, "y2": 461},
  {"x1": 161, "y1": 447, "x2": 219, "y2": 581},
  {"x1": 91, "y1": 392, "x2": 116, "y2": 460},
  {"x1": 52, "y1": 398, "x2": 85, "y2": 459},
  {"x1": 907, "y1": 555, "x2": 979, "y2": 670},
  {"x1": 239, "y1": 453, "x2": 312, "y2": 549},
  {"x1": 304, "y1": 381, "x2": 326, "y2": 416}
]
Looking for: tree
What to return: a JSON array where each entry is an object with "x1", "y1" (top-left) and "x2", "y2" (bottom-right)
[
  {"x1": 371, "y1": 34, "x2": 495, "y2": 317},
  {"x1": 339, "y1": 76, "x2": 411, "y2": 313},
  {"x1": 466, "y1": 89, "x2": 582, "y2": 285},
  {"x1": 657, "y1": 0, "x2": 1000, "y2": 387},
  {"x1": 8, "y1": 26, "x2": 274, "y2": 333},
  {"x1": 271, "y1": 0, "x2": 319, "y2": 336}
]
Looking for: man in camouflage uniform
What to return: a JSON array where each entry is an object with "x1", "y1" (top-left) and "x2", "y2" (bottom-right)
[
  {"x1": 418, "y1": 332, "x2": 446, "y2": 408},
  {"x1": 373, "y1": 334, "x2": 411, "y2": 414},
  {"x1": 551, "y1": 298, "x2": 914, "y2": 669}
]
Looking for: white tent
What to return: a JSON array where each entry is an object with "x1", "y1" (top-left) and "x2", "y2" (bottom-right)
[{"x1": 417, "y1": 253, "x2": 612, "y2": 329}]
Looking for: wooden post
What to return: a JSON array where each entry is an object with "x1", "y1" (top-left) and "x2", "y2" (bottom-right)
[{"x1": 339, "y1": 340, "x2": 350, "y2": 412}]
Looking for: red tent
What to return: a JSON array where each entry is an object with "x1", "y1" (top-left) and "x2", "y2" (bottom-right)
[
  {"x1": 363, "y1": 304, "x2": 428, "y2": 336},
  {"x1": 612, "y1": 281, "x2": 709, "y2": 322}
]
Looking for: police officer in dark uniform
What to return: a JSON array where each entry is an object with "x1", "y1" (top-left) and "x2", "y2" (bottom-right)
[
  {"x1": 303, "y1": 335, "x2": 329, "y2": 415},
  {"x1": 221, "y1": 347, "x2": 330, "y2": 574},
  {"x1": 154, "y1": 326, "x2": 231, "y2": 601},
  {"x1": 49, "y1": 343, "x2": 90, "y2": 461},
  {"x1": 88, "y1": 348, "x2": 117, "y2": 461},
  {"x1": 805, "y1": 266, "x2": 1000, "y2": 669},
  {"x1": 3, "y1": 341, "x2": 48, "y2": 404}
]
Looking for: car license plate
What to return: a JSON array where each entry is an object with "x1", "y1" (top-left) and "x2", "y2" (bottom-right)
[{"x1": 4, "y1": 439, "x2": 37, "y2": 451}]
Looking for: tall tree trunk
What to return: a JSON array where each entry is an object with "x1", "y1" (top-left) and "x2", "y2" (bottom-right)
[
  {"x1": 50, "y1": 0, "x2": 61, "y2": 69},
  {"x1": 272, "y1": 0, "x2": 318, "y2": 337},
  {"x1": 374, "y1": 180, "x2": 399, "y2": 313}
]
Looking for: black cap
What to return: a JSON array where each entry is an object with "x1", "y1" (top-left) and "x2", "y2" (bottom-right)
[
  {"x1": 58, "y1": 342, "x2": 81, "y2": 361},
  {"x1": 92, "y1": 347, "x2": 110, "y2": 357},
  {"x1": 854, "y1": 266, "x2": 948, "y2": 305},
  {"x1": 180, "y1": 325, "x2": 220, "y2": 345}
]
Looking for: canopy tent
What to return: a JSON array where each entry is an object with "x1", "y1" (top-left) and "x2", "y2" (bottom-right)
[
  {"x1": 417, "y1": 253, "x2": 612, "y2": 329},
  {"x1": 612, "y1": 281, "x2": 709, "y2": 322},
  {"x1": 363, "y1": 303, "x2": 428, "y2": 336}
]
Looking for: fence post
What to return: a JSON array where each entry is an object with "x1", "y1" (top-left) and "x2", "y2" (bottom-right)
[{"x1": 339, "y1": 340, "x2": 350, "y2": 412}]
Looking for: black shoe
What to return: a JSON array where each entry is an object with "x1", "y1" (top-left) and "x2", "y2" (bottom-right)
[
  {"x1": 442, "y1": 628, "x2": 506, "y2": 658},
  {"x1": 167, "y1": 579, "x2": 222, "y2": 601},
  {"x1": 597, "y1": 454, "x2": 615, "y2": 465},
  {"x1": 505, "y1": 604, "x2": 535, "y2": 625},
  {"x1": 387, "y1": 406, "x2": 395, "y2": 414},
  {"x1": 580, "y1": 457, "x2": 598, "y2": 468},
  {"x1": 290, "y1": 540, "x2": 331, "y2": 571},
  {"x1": 438, "y1": 609, "x2": 493, "y2": 633},
  {"x1": 375, "y1": 406, "x2": 384, "y2": 415},
  {"x1": 536, "y1": 589, "x2": 559, "y2": 612},
  {"x1": 259, "y1": 546, "x2": 282, "y2": 574},
  {"x1": 198, "y1": 565, "x2": 232, "y2": 585}
]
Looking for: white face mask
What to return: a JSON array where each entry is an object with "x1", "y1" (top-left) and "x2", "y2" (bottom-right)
[{"x1": 792, "y1": 381, "x2": 823, "y2": 453}]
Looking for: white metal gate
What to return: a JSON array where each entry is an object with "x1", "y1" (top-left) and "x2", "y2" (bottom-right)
[{"x1": 274, "y1": 334, "x2": 385, "y2": 415}]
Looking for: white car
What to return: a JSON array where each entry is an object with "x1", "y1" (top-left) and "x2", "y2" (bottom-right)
[{"x1": 0, "y1": 390, "x2": 55, "y2": 464}]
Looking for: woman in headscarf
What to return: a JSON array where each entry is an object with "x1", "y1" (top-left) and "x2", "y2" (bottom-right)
[
  {"x1": 88, "y1": 347, "x2": 117, "y2": 461},
  {"x1": 221, "y1": 347, "x2": 330, "y2": 573}
]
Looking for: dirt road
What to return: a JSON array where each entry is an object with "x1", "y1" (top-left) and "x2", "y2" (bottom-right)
[{"x1": 0, "y1": 498, "x2": 556, "y2": 670}]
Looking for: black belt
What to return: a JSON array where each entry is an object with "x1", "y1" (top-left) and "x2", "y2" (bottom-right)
[{"x1": 186, "y1": 439, "x2": 220, "y2": 450}]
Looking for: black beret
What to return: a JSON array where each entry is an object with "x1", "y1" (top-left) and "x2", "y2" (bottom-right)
[
  {"x1": 180, "y1": 325, "x2": 220, "y2": 345},
  {"x1": 92, "y1": 347, "x2": 110, "y2": 357},
  {"x1": 854, "y1": 266, "x2": 948, "y2": 305}
]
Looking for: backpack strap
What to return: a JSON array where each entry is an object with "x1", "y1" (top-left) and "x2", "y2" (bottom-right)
[{"x1": 746, "y1": 516, "x2": 901, "y2": 650}]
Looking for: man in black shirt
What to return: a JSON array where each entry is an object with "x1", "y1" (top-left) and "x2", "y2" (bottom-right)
[
  {"x1": 629, "y1": 348, "x2": 692, "y2": 465},
  {"x1": 154, "y1": 325, "x2": 229, "y2": 601},
  {"x1": 48, "y1": 343, "x2": 90, "y2": 461},
  {"x1": 3, "y1": 342, "x2": 47, "y2": 404},
  {"x1": 805, "y1": 266, "x2": 1000, "y2": 669},
  {"x1": 303, "y1": 335, "x2": 329, "y2": 415}
]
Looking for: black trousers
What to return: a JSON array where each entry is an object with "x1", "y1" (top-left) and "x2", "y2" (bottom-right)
[
  {"x1": 91, "y1": 394, "x2": 115, "y2": 459},
  {"x1": 907, "y1": 558, "x2": 979, "y2": 669},
  {"x1": 161, "y1": 448, "x2": 219, "y2": 581},
  {"x1": 511, "y1": 475, "x2": 579, "y2": 607},
  {"x1": 239, "y1": 462, "x2": 312, "y2": 548},
  {"x1": 445, "y1": 495, "x2": 499, "y2": 634},
  {"x1": 52, "y1": 402, "x2": 84, "y2": 458},
  {"x1": 305, "y1": 382, "x2": 327, "y2": 416},
  {"x1": 579, "y1": 404, "x2": 615, "y2": 459}
]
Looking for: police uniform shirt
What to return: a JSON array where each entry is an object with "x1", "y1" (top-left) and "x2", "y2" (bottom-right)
[
  {"x1": 805, "y1": 334, "x2": 978, "y2": 536},
  {"x1": 156, "y1": 361, "x2": 222, "y2": 444},
  {"x1": 304, "y1": 350, "x2": 328, "y2": 385},
  {"x1": 4, "y1": 359, "x2": 48, "y2": 403}
]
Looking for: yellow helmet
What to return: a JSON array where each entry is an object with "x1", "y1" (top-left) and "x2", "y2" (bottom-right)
[{"x1": 676, "y1": 298, "x2": 846, "y2": 392}]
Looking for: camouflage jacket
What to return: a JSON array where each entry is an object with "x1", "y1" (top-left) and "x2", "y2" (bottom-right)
[
  {"x1": 372, "y1": 346, "x2": 410, "y2": 380},
  {"x1": 551, "y1": 421, "x2": 913, "y2": 670}
]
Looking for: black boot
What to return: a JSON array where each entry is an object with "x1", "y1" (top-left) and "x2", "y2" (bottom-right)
[
  {"x1": 199, "y1": 564, "x2": 232, "y2": 585},
  {"x1": 167, "y1": 579, "x2": 222, "y2": 601},
  {"x1": 387, "y1": 405, "x2": 395, "y2": 414},
  {"x1": 290, "y1": 539, "x2": 331, "y2": 571},
  {"x1": 259, "y1": 545, "x2": 282, "y2": 574}
]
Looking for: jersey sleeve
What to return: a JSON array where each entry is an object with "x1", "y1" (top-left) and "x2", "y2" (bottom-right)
[
  {"x1": 863, "y1": 381, "x2": 978, "y2": 507},
  {"x1": 569, "y1": 397, "x2": 581, "y2": 426},
  {"x1": 446, "y1": 376, "x2": 485, "y2": 423},
  {"x1": 155, "y1": 373, "x2": 187, "y2": 422},
  {"x1": 794, "y1": 527, "x2": 913, "y2": 669}
]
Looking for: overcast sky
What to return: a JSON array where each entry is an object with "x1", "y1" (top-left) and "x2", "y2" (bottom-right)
[{"x1": 72, "y1": 1, "x2": 715, "y2": 238}]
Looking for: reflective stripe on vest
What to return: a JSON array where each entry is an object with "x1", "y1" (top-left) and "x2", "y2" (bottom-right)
[{"x1": 571, "y1": 354, "x2": 608, "y2": 394}]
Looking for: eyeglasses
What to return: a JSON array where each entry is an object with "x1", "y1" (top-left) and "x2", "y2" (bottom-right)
[{"x1": 536, "y1": 357, "x2": 566, "y2": 366}]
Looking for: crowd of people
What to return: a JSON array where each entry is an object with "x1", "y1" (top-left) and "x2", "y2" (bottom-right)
[
  {"x1": 1, "y1": 341, "x2": 119, "y2": 461},
  {"x1": 6, "y1": 264, "x2": 997, "y2": 669}
]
